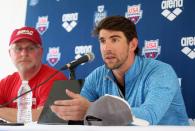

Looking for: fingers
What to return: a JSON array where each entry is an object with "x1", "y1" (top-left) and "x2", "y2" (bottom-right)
[
  {"x1": 50, "y1": 105, "x2": 84, "y2": 120},
  {"x1": 65, "y1": 89, "x2": 80, "y2": 99},
  {"x1": 53, "y1": 99, "x2": 79, "y2": 106},
  {"x1": 53, "y1": 89, "x2": 81, "y2": 106},
  {"x1": 51, "y1": 105, "x2": 78, "y2": 115},
  {"x1": 51, "y1": 92, "x2": 90, "y2": 121}
]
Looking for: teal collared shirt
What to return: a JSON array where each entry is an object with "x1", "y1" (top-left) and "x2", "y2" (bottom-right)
[{"x1": 81, "y1": 56, "x2": 189, "y2": 125}]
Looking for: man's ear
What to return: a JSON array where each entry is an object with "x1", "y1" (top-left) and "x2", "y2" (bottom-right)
[
  {"x1": 8, "y1": 48, "x2": 11, "y2": 57},
  {"x1": 39, "y1": 47, "x2": 43, "y2": 52},
  {"x1": 129, "y1": 38, "x2": 138, "y2": 51}
]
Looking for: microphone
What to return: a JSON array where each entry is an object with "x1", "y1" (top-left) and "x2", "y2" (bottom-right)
[{"x1": 60, "y1": 52, "x2": 95, "y2": 70}]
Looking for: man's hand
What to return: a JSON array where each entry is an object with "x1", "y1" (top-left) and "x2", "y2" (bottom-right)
[{"x1": 50, "y1": 89, "x2": 91, "y2": 120}]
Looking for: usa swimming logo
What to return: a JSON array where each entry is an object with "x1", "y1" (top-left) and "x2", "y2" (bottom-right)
[
  {"x1": 161, "y1": 0, "x2": 183, "y2": 21},
  {"x1": 142, "y1": 39, "x2": 161, "y2": 59},
  {"x1": 46, "y1": 47, "x2": 61, "y2": 67},
  {"x1": 181, "y1": 36, "x2": 195, "y2": 59},
  {"x1": 36, "y1": 16, "x2": 49, "y2": 35},
  {"x1": 94, "y1": 5, "x2": 107, "y2": 26},
  {"x1": 62, "y1": 13, "x2": 78, "y2": 32},
  {"x1": 125, "y1": 4, "x2": 143, "y2": 24}
]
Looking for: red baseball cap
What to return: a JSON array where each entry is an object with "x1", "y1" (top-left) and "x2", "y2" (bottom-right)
[{"x1": 9, "y1": 26, "x2": 42, "y2": 46}]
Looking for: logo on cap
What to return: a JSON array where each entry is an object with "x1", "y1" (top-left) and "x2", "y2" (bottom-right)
[{"x1": 16, "y1": 30, "x2": 33, "y2": 36}]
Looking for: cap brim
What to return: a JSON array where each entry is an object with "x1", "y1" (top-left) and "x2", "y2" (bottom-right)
[{"x1": 131, "y1": 116, "x2": 149, "y2": 126}]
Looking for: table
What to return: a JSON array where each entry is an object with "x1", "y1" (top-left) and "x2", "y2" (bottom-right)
[{"x1": 0, "y1": 124, "x2": 194, "y2": 131}]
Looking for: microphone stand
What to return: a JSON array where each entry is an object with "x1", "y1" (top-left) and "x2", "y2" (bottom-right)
[
  {"x1": 68, "y1": 67, "x2": 84, "y2": 125},
  {"x1": 69, "y1": 68, "x2": 76, "y2": 80}
]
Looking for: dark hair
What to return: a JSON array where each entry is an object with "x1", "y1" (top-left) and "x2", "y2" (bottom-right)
[{"x1": 93, "y1": 16, "x2": 139, "y2": 54}]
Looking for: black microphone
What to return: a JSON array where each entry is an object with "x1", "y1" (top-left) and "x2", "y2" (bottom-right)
[{"x1": 60, "y1": 52, "x2": 95, "y2": 70}]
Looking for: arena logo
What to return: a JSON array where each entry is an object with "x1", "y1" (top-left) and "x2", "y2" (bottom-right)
[
  {"x1": 161, "y1": 0, "x2": 183, "y2": 21},
  {"x1": 181, "y1": 36, "x2": 195, "y2": 59},
  {"x1": 142, "y1": 39, "x2": 161, "y2": 59},
  {"x1": 74, "y1": 45, "x2": 93, "y2": 65},
  {"x1": 46, "y1": 47, "x2": 61, "y2": 67},
  {"x1": 36, "y1": 16, "x2": 49, "y2": 35},
  {"x1": 125, "y1": 4, "x2": 143, "y2": 24},
  {"x1": 94, "y1": 5, "x2": 107, "y2": 26},
  {"x1": 62, "y1": 13, "x2": 78, "y2": 32}
]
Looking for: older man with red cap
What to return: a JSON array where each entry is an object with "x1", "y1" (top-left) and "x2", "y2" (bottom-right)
[{"x1": 0, "y1": 26, "x2": 67, "y2": 122}]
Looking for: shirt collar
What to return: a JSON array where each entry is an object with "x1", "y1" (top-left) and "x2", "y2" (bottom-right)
[
  {"x1": 125, "y1": 55, "x2": 141, "y2": 82},
  {"x1": 104, "y1": 56, "x2": 141, "y2": 82}
]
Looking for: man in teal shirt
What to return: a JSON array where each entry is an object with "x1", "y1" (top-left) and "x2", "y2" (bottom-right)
[{"x1": 51, "y1": 16, "x2": 189, "y2": 125}]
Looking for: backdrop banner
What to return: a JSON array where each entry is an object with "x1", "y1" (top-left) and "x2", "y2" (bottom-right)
[{"x1": 26, "y1": 0, "x2": 195, "y2": 120}]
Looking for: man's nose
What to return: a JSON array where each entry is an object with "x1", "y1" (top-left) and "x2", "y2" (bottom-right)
[
  {"x1": 20, "y1": 48, "x2": 29, "y2": 55},
  {"x1": 102, "y1": 42, "x2": 112, "y2": 51}
]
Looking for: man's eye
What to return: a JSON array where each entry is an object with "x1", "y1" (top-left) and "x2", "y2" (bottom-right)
[
  {"x1": 28, "y1": 47, "x2": 35, "y2": 51},
  {"x1": 16, "y1": 47, "x2": 22, "y2": 51},
  {"x1": 112, "y1": 38, "x2": 118, "y2": 43},
  {"x1": 99, "y1": 39, "x2": 105, "y2": 44}
]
